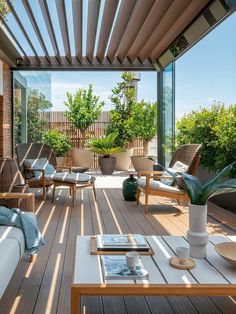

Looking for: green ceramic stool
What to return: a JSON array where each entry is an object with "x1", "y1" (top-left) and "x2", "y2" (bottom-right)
[{"x1": 122, "y1": 174, "x2": 138, "y2": 201}]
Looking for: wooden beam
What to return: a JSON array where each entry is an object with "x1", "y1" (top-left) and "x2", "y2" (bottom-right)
[
  {"x1": 39, "y1": 0, "x2": 62, "y2": 64},
  {"x1": 22, "y1": 0, "x2": 51, "y2": 64},
  {"x1": 56, "y1": 0, "x2": 72, "y2": 64},
  {"x1": 72, "y1": 0, "x2": 82, "y2": 63},
  {"x1": 86, "y1": 0, "x2": 101, "y2": 64},
  {"x1": 127, "y1": 0, "x2": 172, "y2": 63},
  {"x1": 6, "y1": 0, "x2": 41, "y2": 64},
  {"x1": 106, "y1": 0, "x2": 136, "y2": 63},
  {"x1": 96, "y1": 0, "x2": 119, "y2": 63},
  {"x1": 116, "y1": 0, "x2": 155, "y2": 64}
]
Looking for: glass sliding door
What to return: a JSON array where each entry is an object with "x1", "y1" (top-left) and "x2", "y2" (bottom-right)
[{"x1": 157, "y1": 63, "x2": 175, "y2": 167}]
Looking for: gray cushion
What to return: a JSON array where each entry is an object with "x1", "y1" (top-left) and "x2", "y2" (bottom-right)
[
  {"x1": 137, "y1": 177, "x2": 185, "y2": 195},
  {"x1": 24, "y1": 158, "x2": 56, "y2": 178}
]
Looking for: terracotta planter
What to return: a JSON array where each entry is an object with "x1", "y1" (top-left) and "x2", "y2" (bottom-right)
[
  {"x1": 56, "y1": 157, "x2": 65, "y2": 167},
  {"x1": 131, "y1": 156, "x2": 155, "y2": 171},
  {"x1": 99, "y1": 157, "x2": 116, "y2": 175},
  {"x1": 187, "y1": 204, "x2": 209, "y2": 258},
  {"x1": 111, "y1": 150, "x2": 132, "y2": 171}
]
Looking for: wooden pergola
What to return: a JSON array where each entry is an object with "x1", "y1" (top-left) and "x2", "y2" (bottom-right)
[{"x1": 0, "y1": 0, "x2": 234, "y2": 70}]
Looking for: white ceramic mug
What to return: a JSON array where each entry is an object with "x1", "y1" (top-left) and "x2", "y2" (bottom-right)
[
  {"x1": 126, "y1": 252, "x2": 140, "y2": 271},
  {"x1": 176, "y1": 247, "x2": 189, "y2": 265}
]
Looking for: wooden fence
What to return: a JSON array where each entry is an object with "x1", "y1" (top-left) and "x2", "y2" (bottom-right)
[{"x1": 41, "y1": 111, "x2": 144, "y2": 168}]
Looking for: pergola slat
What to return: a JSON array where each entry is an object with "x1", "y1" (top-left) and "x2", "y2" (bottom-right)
[
  {"x1": 96, "y1": 0, "x2": 119, "y2": 63},
  {"x1": 116, "y1": 0, "x2": 155, "y2": 64},
  {"x1": 39, "y1": 0, "x2": 62, "y2": 64},
  {"x1": 127, "y1": 0, "x2": 172, "y2": 64},
  {"x1": 6, "y1": 0, "x2": 41, "y2": 64},
  {"x1": 22, "y1": 0, "x2": 51, "y2": 64},
  {"x1": 72, "y1": 0, "x2": 82, "y2": 63},
  {"x1": 56, "y1": 0, "x2": 72, "y2": 64},
  {"x1": 0, "y1": 15, "x2": 31, "y2": 64},
  {"x1": 138, "y1": 0, "x2": 192, "y2": 63},
  {"x1": 86, "y1": 0, "x2": 101, "y2": 64},
  {"x1": 106, "y1": 0, "x2": 137, "y2": 64},
  {"x1": 149, "y1": 0, "x2": 210, "y2": 61}
]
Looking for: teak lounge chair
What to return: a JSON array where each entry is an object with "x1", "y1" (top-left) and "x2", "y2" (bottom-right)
[{"x1": 137, "y1": 144, "x2": 201, "y2": 213}]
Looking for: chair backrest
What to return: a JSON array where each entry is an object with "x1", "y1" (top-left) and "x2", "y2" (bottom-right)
[
  {"x1": 15, "y1": 143, "x2": 57, "y2": 178},
  {"x1": 71, "y1": 148, "x2": 92, "y2": 168},
  {"x1": 169, "y1": 144, "x2": 201, "y2": 175}
]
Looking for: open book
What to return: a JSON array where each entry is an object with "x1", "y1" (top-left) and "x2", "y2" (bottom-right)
[
  {"x1": 101, "y1": 255, "x2": 149, "y2": 280},
  {"x1": 96, "y1": 234, "x2": 149, "y2": 251}
]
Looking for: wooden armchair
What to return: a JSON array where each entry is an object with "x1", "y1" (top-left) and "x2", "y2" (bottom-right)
[
  {"x1": 15, "y1": 143, "x2": 71, "y2": 200},
  {"x1": 137, "y1": 144, "x2": 201, "y2": 213}
]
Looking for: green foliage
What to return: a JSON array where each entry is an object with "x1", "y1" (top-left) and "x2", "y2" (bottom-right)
[
  {"x1": 0, "y1": 1, "x2": 10, "y2": 19},
  {"x1": 176, "y1": 103, "x2": 236, "y2": 173},
  {"x1": 41, "y1": 129, "x2": 72, "y2": 157},
  {"x1": 130, "y1": 101, "x2": 157, "y2": 141},
  {"x1": 27, "y1": 89, "x2": 52, "y2": 142},
  {"x1": 13, "y1": 97, "x2": 21, "y2": 144},
  {"x1": 106, "y1": 72, "x2": 136, "y2": 147},
  {"x1": 182, "y1": 162, "x2": 236, "y2": 205},
  {"x1": 89, "y1": 133, "x2": 125, "y2": 157},
  {"x1": 65, "y1": 84, "x2": 104, "y2": 148}
]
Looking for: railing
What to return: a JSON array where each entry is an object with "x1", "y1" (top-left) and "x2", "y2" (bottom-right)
[{"x1": 40, "y1": 111, "x2": 144, "y2": 168}]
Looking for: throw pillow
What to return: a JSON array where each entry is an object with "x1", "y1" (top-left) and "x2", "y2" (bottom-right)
[
  {"x1": 172, "y1": 161, "x2": 188, "y2": 188},
  {"x1": 160, "y1": 168, "x2": 178, "y2": 186},
  {"x1": 24, "y1": 158, "x2": 56, "y2": 178}
]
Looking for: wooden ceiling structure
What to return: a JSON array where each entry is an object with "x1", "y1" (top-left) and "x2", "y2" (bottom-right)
[{"x1": 0, "y1": 0, "x2": 235, "y2": 70}]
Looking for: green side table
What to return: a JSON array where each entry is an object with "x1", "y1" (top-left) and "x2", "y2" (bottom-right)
[{"x1": 122, "y1": 174, "x2": 138, "y2": 201}]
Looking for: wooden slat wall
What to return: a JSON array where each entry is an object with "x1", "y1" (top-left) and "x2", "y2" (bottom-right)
[{"x1": 40, "y1": 111, "x2": 144, "y2": 168}]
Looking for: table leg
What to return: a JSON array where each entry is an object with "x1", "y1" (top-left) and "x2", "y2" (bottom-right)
[
  {"x1": 92, "y1": 182, "x2": 97, "y2": 201},
  {"x1": 72, "y1": 184, "x2": 76, "y2": 207},
  {"x1": 71, "y1": 287, "x2": 80, "y2": 314},
  {"x1": 51, "y1": 184, "x2": 56, "y2": 203}
]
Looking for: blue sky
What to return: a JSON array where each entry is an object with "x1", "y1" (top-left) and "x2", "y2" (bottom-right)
[{"x1": 9, "y1": 2, "x2": 236, "y2": 117}]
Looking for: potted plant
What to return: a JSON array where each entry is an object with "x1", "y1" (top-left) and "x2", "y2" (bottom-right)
[
  {"x1": 41, "y1": 129, "x2": 72, "y2": 166},
  {"x1": 89, "y1": 133, "x2": 125, "y2": 175},
  {"x1": 182, "y1": 162, "x2": 236, "y2": 258}
]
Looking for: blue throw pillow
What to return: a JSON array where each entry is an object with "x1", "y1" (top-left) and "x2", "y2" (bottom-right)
[
  {"x1": 24, "y1": 158, "x2": 56, "y2": 177},
  {"x1": 160, "y1": 168, "x2": 178, "y2": 186}
]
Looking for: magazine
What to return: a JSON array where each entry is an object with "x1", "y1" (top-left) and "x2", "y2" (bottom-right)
[
  {"x1": 101, "y1": 255, "x2": 149, "y2": 280},
  {"x1": 96, "y1": 234, "x2": 149, "y2": 251}
]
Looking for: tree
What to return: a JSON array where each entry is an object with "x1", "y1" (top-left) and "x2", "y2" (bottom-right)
[
  {"x1": 0, "y1": 1, "x2": 10, "y2": 19},
  {"x1": 27, "y1": 89, "x2": 52, "y2": 142},
  {"x1": 65, "y1": 84, "x2": 104, "y2": 148},
  {"x1": 130, "y1": 101, "x2": 157, "y2": 156},
  {"x1": 106, "y1": 72, "x2": 136, "y2": 147}
]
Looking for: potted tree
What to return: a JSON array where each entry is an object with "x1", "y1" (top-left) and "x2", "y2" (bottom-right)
[
  {"x1": 182, "y1": 162, "x2": 236, "y2": 258},
  {"x1": 41, "y1": 129, "x2": 72, "y2": 166},
  {"x1": 89, "y1": 133, "x2": 125, "y2": 175}
]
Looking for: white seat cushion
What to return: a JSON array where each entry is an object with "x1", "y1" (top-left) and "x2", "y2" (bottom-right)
[
  {"x1": 137, "y1": 177, "x2": 185, "y2": 195},
  {"x1": 0, "y1": 239, "x2": 20, "y2": 298}
]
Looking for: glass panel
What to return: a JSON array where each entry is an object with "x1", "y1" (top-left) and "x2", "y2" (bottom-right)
[{"x1": 158, "y1": 63, "x2": 175, "y2": 167}]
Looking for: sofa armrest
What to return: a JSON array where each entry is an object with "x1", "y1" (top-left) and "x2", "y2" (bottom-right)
[{"x1": 0, "y1": 193, "x2": 35, "y2": 212}]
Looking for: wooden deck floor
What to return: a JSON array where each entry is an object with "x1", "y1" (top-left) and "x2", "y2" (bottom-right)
[{"x1": 1, "y1": 173, "x2": 236, "y2": 313}]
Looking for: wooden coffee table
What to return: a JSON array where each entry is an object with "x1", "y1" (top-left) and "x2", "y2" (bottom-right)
[
  {"x1": 71, "y1": 235, "x2": 236, "y2": 314},
  {"x1": 51, "y1": 176, "x2": 96, "y2": 207}
]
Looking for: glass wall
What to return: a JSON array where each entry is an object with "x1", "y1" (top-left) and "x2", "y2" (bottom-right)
[{"x1": 158, "y1": 63, "x2": 175, "y2": 167}]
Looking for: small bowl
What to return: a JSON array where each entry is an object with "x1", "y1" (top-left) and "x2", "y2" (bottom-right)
[{"x1": 214, "y1": 242, "x2": 236, "y2": 266}]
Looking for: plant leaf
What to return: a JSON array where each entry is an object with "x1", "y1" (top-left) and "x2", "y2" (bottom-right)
[{"x1": 182, "y1": 173, "x2": 203, "y2": 204}]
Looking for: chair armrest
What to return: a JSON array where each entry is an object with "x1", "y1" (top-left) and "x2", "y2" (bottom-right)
[
  {"x1": 137, "y1": 170, "x2": 164, "y2": 178},
  {"x1": 0, "y1": 192, "x2": 35, "y2": 212},
  {"x1": 25, "y1": 168, "x2": 45, "y2": 172},
  {"x1": 144, "y1": 175, "x2": 183, "y2": 190},
  {"x1": 55, "y1": 165, "x2": 72, "y2": 173}
]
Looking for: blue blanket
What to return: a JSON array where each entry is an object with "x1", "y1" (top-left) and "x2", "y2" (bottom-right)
[{"x1": 0, "y1": 206, "x2": 45, "y2": 254}]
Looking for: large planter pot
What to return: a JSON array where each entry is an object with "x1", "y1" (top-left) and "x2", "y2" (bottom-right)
[
  {"x1": 111, "y1": 150, "x2": 132, "y2": 171},
  {"x1": 99, "y1": 157, "x2": 116, "y2": 175},
  {"x1": 56, "y1": 157, "x2": 65, "y2": 167},
  {"x1": 187, "y1": 204, "x2": 209, "y2": 259},
  {"x1": 131, "y1": 156, "x2": 155, "y2": 172},
  {"x1": 122, "y1": 174, "x2": 138, "y2": 201}
]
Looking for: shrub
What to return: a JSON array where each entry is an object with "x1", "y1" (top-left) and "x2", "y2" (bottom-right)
[
  {"x1": 176, "y1": 103, "x2": 236, "y2": 173},
  {"x1": 41, "y1": 129, "x2": 72, "y2": 157}
]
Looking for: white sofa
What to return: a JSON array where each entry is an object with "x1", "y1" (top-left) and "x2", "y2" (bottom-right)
[{"x1": 0, "y1": 193, "x2": 35, "y2": 299}]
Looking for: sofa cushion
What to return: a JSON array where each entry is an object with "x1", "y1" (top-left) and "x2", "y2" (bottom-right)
[
  {"x1": 0, "y1": 239, "x2": 20, "y2": 299},
  {"x1": 137, "y1": 177, "x2": 185, "y2": 195},
  {"x1": 24, "y1": 158, "x2": 56, "y2": 178}
]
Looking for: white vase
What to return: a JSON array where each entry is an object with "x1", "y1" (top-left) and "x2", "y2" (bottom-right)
[{"x1": 187, "y1": 204, "x2": 209, "y2": 258}]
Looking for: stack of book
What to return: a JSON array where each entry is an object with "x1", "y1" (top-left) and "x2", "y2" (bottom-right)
[
  {"x1": 101, "y1": 255, "x2": 149, "y2": 280},
  {"x1": 96, "y1": 234, "x2": 150, "y2": 252}
]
